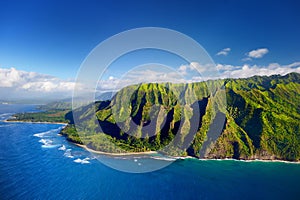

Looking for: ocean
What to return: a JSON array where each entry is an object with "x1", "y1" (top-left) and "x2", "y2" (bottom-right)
[{"x1": 0, "y1": 104, "x2": 300, "y2": 200}]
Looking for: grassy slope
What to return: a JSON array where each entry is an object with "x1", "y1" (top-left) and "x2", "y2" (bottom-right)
[
  {"x1": 58, "y1": 73, "x2": 300, "y2": 160},
  {"x1": 208, "y1": 73, "x2": 300, "y2": 161}
]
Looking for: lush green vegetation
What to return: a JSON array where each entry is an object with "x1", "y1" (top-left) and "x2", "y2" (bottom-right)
[
  {"x1": 18, "y1": 72, "x2": 300, "y2": 161},
  {"x1": 7, "y1": 100, "x2": 74, "y2": 124},
  {"x1": 208, "y1": 73, "x2": 300, "y2": 161},
  {"x1": 66, "y1": 72, "x2": 300, "y2": 160},
  {"x1": 8, "y1": 109, "x2": 70, "y2": 123}
]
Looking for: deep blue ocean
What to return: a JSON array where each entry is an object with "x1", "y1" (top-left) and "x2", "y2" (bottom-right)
[{"x1": 1, "y1": 104, "x2": 300, "y2": 200}]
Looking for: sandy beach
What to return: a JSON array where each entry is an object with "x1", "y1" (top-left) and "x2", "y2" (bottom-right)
[{"x1": 73, "y1": 143, "x2": 158, "y2": 156}]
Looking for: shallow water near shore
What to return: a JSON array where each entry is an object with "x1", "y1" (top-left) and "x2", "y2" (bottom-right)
[{"x1": 1, "y1": 104, "x2": 300, "y2": 200}]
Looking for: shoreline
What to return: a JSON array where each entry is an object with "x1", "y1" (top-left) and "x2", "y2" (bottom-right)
[
  {"x1": 73, "y1": 143, "x2": 158, "y2": 156},
  {"x1": 4, "y1": 117, "x2": 299, "y2": 164},
  {"x1": 3, "y1": 119, "x2": 67, "y2": 125},
  {"x1": 198, "y1": 158, "x2": 300, "y2": 164},
  {"x1": 70, "y1": 142, "x2": 300, "y2": 164}
]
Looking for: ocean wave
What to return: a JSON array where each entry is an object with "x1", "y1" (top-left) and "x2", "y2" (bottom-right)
[
  {"x1": 42, "y1": 144, "x2": 60, "y2": 148},
  {"x1": 58, "y1": 145, "x2": 66, "y2": 151},
  {"x1": 64, "y1": 149, "x2": 74, "y2": 158},
  {"x1": 34, "y1": 131, "x2": 51, "y2": 138},
  {"x1": 149, "y1": 156, "x2": 176, "y2": 162},
  {"x1": 38, "y1": 138, "x2": 60, "y2": 148},
  {"x1": 39, "y1": 138, "x2": 53, "y2": 145},
  {"x1": 73, "y1": 158, "x2": 90, "y2": 164},
  {"x1": 33, "y1": 127, "x2": 62, "y2": 138}
]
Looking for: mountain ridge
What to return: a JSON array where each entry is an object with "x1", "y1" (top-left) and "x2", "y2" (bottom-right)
[{"x1": 62, "y1": 72, "x2": 300, "y2": 161}]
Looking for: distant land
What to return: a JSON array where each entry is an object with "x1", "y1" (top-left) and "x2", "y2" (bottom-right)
[{"x1": 8, "y1": 72, "x2": 300, "y2": 161}]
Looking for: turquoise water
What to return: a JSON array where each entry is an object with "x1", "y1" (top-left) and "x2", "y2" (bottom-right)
[{"x1": 0, "y1": 104, "x2": 300, "y2": 199}]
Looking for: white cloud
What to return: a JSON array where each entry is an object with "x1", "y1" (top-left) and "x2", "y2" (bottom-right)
[
  {"x1": 245, "y1": 48, "x2": 269, "y2": 60},
  {"x1": 97, "y1": 68, "x2": 186, "y2": 92},
  {"x1": 248, "y1": 48, "x2": 269, "y2": 58},
  {"x1": 201, "y1": 62, "x2": 300, "y2": 80},
  {"x1": 216, "y1": 64, "x2": 239, "y2": 71},
  {"x1": 2, "y1": 61, "x2": 299, "y2": 101},
  {"x1": 178, "y1": 63, "x2": 197, "y2": 75},
  {"x1": 99, "y1": 62, "x2": 300, "y2": 92},
  {"x1": 0, "y1": 67, "x2": 76, "y2": 100},
  {"x1": 178, "y1": 62, "x2": 215, "y2": 76},
  {"x1": 216, "y1": 48, "x2": 231, "y2": 56},
  {"x1": 178, "y1": 65, "x2": 188, "y2": 75},
  {"x1": 95, "y1": 61, "x2": 300, "y2": 95}
]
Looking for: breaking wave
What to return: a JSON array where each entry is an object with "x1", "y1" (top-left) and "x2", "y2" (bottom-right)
[{"x1": 73, "y1": 158, "x2": 90, "y2": 164}]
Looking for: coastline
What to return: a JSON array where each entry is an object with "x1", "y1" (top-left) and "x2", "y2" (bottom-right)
[
  {"x1": 73, "y1": 143, "x2": 158, "y2": 156},
  {"x1": 3, "y1": 119, "x2": 67, "y2": 125},
  {"x1": 70, "y1": 142, "x2": 300, "y2": 164},
  {"x1": 198, "y1": 158, "x2": 300, "y2": 164},
  {"x1": 4, "y1": 118, "x2": 299, "y2": 164}
]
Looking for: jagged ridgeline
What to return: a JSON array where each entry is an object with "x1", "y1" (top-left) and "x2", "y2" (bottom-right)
[
  {"x1": 63, "y1": 72, "x2": 300, "y2": 161},
  {"x1": 69, "y1": 80, "x2": 226, "y2": 156}
]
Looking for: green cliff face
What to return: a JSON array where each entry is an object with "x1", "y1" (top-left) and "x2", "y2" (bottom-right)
[
  {"x1": 66, "y1": 72, "x2": 300, "y2": 161},
  {"x1": 209, "y1": 73, "x2": 300, "y2": 161}
]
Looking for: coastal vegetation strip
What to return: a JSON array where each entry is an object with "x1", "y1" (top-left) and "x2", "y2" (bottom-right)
[{"x1": 6, "y1": 109, "x2": 70, "y2": 123}]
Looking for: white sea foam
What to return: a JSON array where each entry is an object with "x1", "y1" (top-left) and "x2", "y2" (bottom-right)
[
  {"x1": 73, "y1": 158, "x2": 90, "y2": 164},
  {"x1": 38, "y1": 138, "x2": 59, "y2": 148},
  {"x1": 58, "y1": 145, "x2": 66, "y2": 151},
  {"x1": 39, "y1": 138, "x2": 53, "y2": 145},
  {"x1": 34, "y1": 127, "x2": 62, "y2": 138},
  {"x1": 149, "y1": 156, "x2": 176, "y2": 162},
  {"x1": 34, "y1": 131, "x2": 51, "y2": 138},
  {"x1": 42, "y1": 144, "x2": 60, "y2": 148},
  {"x1": 64, "y1": 149, "x2": 74, "y2": 158}
]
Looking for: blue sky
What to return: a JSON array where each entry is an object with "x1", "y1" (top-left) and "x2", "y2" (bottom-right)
[{"x1": 0, "y1": 0, "x2": 300, "y2": 100}]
